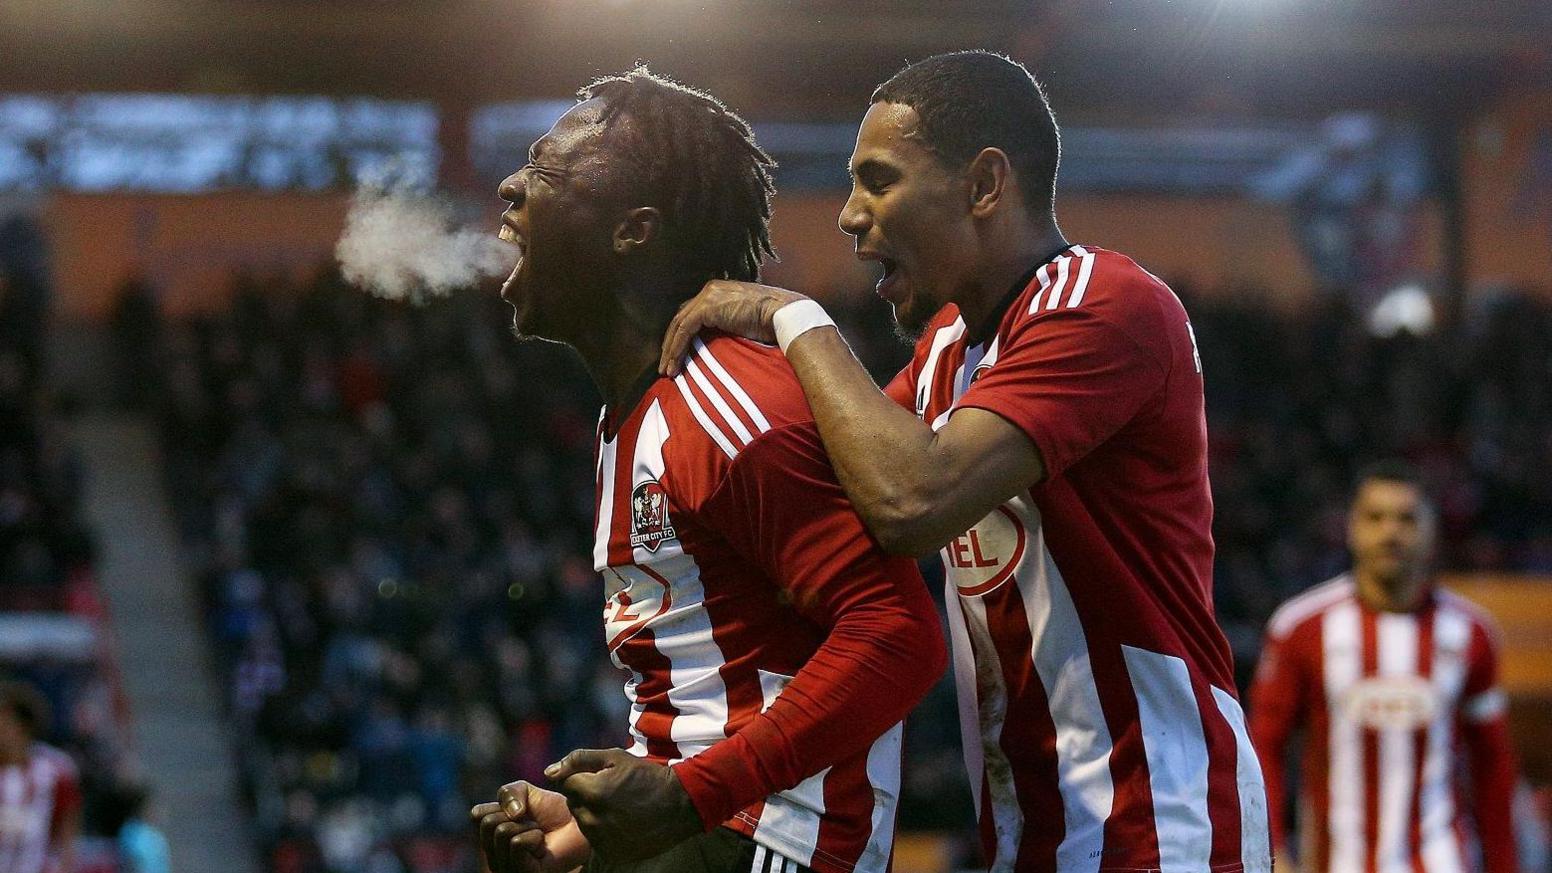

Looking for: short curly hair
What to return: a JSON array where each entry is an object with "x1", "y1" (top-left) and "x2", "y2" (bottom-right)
[{"x1": 872, "y1": 51, "x2": 1061, "y2": 219}]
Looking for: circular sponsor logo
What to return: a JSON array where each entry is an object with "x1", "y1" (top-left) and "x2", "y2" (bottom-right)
[
  {"x1": 947, "y1": 505, "x2": 1027, "y2": 597},
  {"x1": 1341, "y1": 675, "x2": 1439, "y2": 731}
]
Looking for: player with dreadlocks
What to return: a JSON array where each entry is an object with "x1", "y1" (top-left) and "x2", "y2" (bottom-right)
[{"x1": 471, "y1": 68, "x2": 946, "y2": 873}]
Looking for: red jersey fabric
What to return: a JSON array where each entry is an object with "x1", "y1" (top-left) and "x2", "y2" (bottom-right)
[
  {"x1": 1249, "y1": 576, "x2": 1519, "y2": 873},
  {"x1": 0, "y1": 743, "x2": 80, "y2": 873},
  {"x1": 592, "y1": 334, "x2": 946, "y2": 873},
  {"x1": 886, "y1": 245, "x2": 1269, "y2": 873}
]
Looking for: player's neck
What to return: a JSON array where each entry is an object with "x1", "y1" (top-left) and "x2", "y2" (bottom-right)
[
  {"x1": 576, "y1": 330, "x2": 661, "y2": 418},
  {"x1": 573, "y1": 281, "x2": 683, "y2": 417},
  {"x1": 957, "y1": 223, "x2": 1068, "y2": 342},
  {"x1": 1354, "y1": 568, "x2": 1432, "y2": 613}
]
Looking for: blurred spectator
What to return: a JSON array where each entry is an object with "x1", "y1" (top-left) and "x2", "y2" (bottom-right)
[
  {"x1": 0, "y1": 680, "x2": 82, "y2": 873},
  {"x1": 2, "y1": 264, "x2": 129, "y2": 870}
]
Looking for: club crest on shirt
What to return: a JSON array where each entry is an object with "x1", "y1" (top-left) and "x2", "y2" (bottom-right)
[
  {"x1": 970, "y1": 362, "x2": 993, "y2": 385},
  {"x1": 1341, "y1": 675, "x2": 1439, "y2": 731},
  {"x1": 629, "y1": 480, "x2": 676, "y2": 552}
]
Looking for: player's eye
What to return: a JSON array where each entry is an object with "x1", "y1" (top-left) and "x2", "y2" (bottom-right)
[{"x1": 857, "y1": 173, "x2": 891, "y2": 195}]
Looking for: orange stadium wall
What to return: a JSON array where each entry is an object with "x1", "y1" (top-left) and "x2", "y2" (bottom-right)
[
  {"x1": 43, "y1": 190, "x2": 1329, "y2": 320},
  {"x1": 43, "y1": 191, "x2": 353, "y2": 319},
  {"x1": 1463, "y1": 85, "x2": 1552, "y2": 293},
  {"x1": 38, "y1": 179, "x2": 1539, "y2": 321}
]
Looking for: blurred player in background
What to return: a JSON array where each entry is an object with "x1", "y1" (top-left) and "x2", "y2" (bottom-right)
[
  {"x1": 1249, "y1": 462, "x2": 1520, "y2": 873},
  {"x1": 469, "y1": 68, "x2": 946, "y2": 873},
  {"x1": 0, "y1": 681, "x2": 81, "y2": 873},
  {"x1": 660, "y1": 51, "x2": 1270, "y2": 873}
]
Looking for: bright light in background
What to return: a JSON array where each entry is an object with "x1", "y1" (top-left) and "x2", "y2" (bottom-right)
[
  {"x1": 0, "y1": 94, "x2": 438, "y2": 192},
  {"x1": 1368, "y1": 284, "x2": 1437, "y2": 338}
]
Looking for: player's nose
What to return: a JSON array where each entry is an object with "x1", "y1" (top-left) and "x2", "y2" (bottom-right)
[
  {"x1": 838, "y1": 192, "x2": 870, "y2": 237},
  {"x1": 498, "y1": 171, "x2": 527, "y2": 207}
]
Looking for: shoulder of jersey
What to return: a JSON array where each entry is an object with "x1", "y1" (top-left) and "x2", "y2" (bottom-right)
[
  {"x1": 1436, "y1": 588, "x2": 1505, "y2": 640},
  {"x1": 1015, "y1": 245, "x2": 1173, "y2": 326},
  {"x1": 659, "y1": 332, "x2": 813, "y2": 462},
  {"x1": 1265, "y1": 575, "x2": 1355, "y2": 640}
]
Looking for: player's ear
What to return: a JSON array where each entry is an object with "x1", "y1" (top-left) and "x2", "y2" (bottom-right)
[
  {"x1": 967, "y1": 147, "x2": 1012, "y2": 219},
  {"x1": 613, "y1": 207, "x2": 661, "y2": 255}
]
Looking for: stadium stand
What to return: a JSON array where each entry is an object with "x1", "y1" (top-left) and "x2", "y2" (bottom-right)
[{"x1": 128, "y1": 265, "x2": 1552, "y2": 873}]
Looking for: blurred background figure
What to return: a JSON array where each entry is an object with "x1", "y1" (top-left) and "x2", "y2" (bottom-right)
[
  {"x1": 1250, "y1": 463, "x2": 1520, "y2": 873},
  {"x1": 2, "y1": 2, "x2": 1552, "y2": 872},
  {"x1": 0, "y1": 681, "x2": 82, "y2": 873}
]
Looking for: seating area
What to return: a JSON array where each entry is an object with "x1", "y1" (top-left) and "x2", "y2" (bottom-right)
[{"x1": 132, "y1": 267, "x2": 1552, "y2": 873}]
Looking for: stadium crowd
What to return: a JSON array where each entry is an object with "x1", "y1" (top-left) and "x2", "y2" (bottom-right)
[{"x1": 127, "y1": 267, "x2": 1552, "y2": 873}]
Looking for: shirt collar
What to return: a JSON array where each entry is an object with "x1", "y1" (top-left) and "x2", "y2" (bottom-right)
[{"x1": 965, "y1": 242, "x2": 1074, "y2": 347}]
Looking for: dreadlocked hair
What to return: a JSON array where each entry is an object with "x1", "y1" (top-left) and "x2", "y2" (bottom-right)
[{"x1": 581, "y1": 66, "x2": 776, "y2": 283}]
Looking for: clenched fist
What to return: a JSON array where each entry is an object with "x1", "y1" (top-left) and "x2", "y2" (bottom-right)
[{"x1": 471, "y1": 780, "x2": 590, "y2": 873}]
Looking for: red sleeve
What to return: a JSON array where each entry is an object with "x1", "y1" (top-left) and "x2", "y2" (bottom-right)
[
  {"x1": 1460, "y1": 620, "x2": 1519, "y2": 873},
  {"x1": 670, "y1": 423, "x2": 948, "y2": 829},
  {"x1": 883, "y1": 363, "x2": 915, "y2": 411},
  {"x1": 1247, "y1": 620, "x2": 1310, "y2": 858},
  {"x1": 955, "y1": 306, "x2": 1166, "y2": 479}
]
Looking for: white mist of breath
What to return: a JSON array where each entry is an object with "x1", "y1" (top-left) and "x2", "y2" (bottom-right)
[{"x1": 336, "y1": 180, "x2": 514, "y2": 304}]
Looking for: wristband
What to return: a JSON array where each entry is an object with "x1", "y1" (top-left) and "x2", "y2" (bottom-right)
[{"x1": 772, "y1": 299, "x2": 835, "y2": 353}]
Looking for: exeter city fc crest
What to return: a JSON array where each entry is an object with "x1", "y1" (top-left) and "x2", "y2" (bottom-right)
[{"x1": 629, "y1": 480, "x2": 677, "y2": 552}]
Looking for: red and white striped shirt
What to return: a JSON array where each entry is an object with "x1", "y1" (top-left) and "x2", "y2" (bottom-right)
[
  {"x1": 885, "y1": 245, "x2": 1269, "y2": 873},
  {"x1": 1249, "y1": 576, "x2": 1520, "y2": 873},
  {"x1": 0, "y1": 744, "x2": 81, "y2": 873},
  {"x1": 592, "y1": 334, "x2": 945, "y2": 873}
]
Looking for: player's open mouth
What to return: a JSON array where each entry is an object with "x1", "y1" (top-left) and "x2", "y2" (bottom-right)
[
  {"x1": 497, "y1": 224, "x2": 525, "y2": 300},
  {"x1": 858, "y1": 250, "x2": 901, "y2": 299},
  {"x1": 875, "y1": 258, "x2": 901, "y2": 298}
]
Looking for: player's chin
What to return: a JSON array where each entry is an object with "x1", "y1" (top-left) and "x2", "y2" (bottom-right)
[
  {"x1": 507, "y1": 298, "x2": 543, "y2": 340},
  {"x1": 890, "y1": 295, "x2": 934, "y2": 342}
]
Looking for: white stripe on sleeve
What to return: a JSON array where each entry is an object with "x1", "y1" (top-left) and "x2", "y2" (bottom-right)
[
  {"x1": 1044, "y1": 255, "x2": 1073, "y2": 310},
  {"x1": 673, "y1": 374, "x2": 738, "y2": 459},
  {"x1": 683, "y1": 356, "x2": 754, "y2": 445},
  {"x1": 1065, "y1": 246, "x2": 1096, "y2": 308},
  {"x1": 691, "y1": 338, "x2": 771, "y2": 433}
]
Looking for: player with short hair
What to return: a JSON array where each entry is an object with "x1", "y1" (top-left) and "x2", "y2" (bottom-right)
[
  {"x1": 0, "y1": 681, "x2": 82, "y2": 873},
  {"x1": 657, "y1": 51, "x2": 1271, "y2": 873},
  {"x1": 469, "y1": 68, "x2": 946, "y2": 873},
  {"x1": 1248, "y1": 462, "x2": 1520, "y2": 873}
]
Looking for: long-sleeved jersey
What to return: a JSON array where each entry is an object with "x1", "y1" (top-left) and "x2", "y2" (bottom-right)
[
  {"x1": 1248, "y1": 576, "x2": 1519, "y2": 873},
  {"x1": 592, "y1": 333, "x2": 946, "y2": 873}
]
